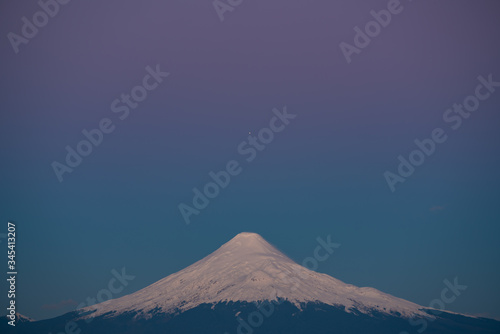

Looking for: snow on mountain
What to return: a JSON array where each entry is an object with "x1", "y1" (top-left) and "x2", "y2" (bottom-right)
[
  {"x1": 16, "y1": 313, "x2": 35, "y2": 322},
  {"x1": 81, "y1": 232, "x2": 427, "y2": 320},
  {"x1": 5, "y1": 313, "x2": 35, "y2": 323}
]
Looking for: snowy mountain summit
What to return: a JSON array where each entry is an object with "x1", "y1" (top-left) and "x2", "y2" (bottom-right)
[
  {"x1": 82, "y1": 232, "x2": 426, "y2": 319},
  {"x1": 10, "y1": 233, "x2": 500, "y2": 334}
]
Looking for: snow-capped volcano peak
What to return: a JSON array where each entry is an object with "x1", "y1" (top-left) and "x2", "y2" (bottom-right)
[
  {"x1": 231, "y1": 231, "x2": 262, "y2": 239},
  {"x1": 211, "y1": 232, "x2": 293, "y2": 263},
  {"x1": 221, "y1": 232, "x2": 278, "y2": 253},
  {"x1": 227, "y1": 231, "x2": 270, "y2": 245},
  {"x1": 81, "y1": 233, "x2": 427, "y2": 320}
]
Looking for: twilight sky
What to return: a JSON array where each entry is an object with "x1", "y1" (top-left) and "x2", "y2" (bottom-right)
[{"x1": 1, "y1": 0, "x2": 500, "y2": 321}]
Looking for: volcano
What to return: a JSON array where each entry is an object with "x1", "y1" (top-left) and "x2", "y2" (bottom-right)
[{"x1": 8, "y1": 233, "x2": 500, "y2": 334}]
